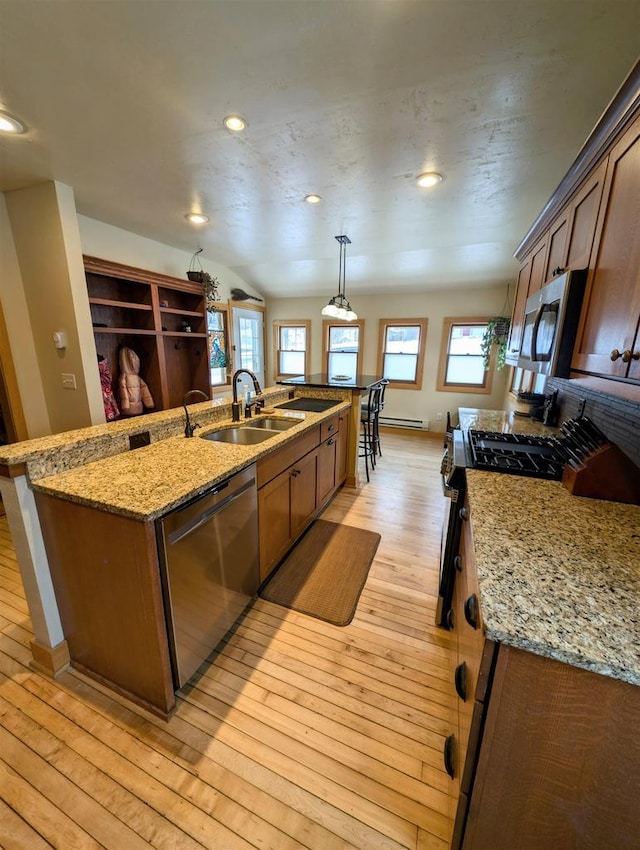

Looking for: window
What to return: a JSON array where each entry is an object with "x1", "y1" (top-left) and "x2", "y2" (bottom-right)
[
  {"x1": 437, "y1": 317, "x2": 494, "y2": 394},
  {"x1": 323, "y1": 319, "x2": 364, "y2": 378},
  {"x1": 207, "y1": 307, "x2": 230, "y2": 388},
  {"x1": 231, "y1": 305, "x2": 265, "y2": 388},
  {"x1": 273, "y1": 320, "x2": 310, "y2": 379},
  {"x1": 377, "y1": 318, "x2": 428, "y2": 390}
]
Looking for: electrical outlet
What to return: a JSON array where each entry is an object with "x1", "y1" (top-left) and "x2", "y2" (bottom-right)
[
  {"x1": 61, "y1": 373, "x2": 77, "y2": 389},
  {"x1": 436, "y1": 412, "x2": 443, "y2": 421}
]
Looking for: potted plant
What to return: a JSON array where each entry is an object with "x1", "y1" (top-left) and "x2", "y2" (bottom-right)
[
  {"x1": 187, "y1": 248, "x2": 220, "y2": 310},
  {"x1": 481, "y1": 316, "x2": 511, "y2": 370}
]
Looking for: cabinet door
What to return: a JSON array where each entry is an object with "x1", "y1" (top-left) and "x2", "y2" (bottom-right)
[
  {"x1": 258, "y1": 470, "x2": 292, "y2": 581},
  {"x1": 572, "y1": 116, "x2": 640, "y2": 377},
  {"x1": 526, "y1": 238, "x2": 549, "y2": 296},
  {"x1": 564, "y1": 158, "x2": 607, "y2": 271},
  {"x1": 505, "y1": 260, "x2": 532, "y2": 365},
  {"x1": 543, "y1": 215, "x2": 569, "y2": 283},
  {"x1": 316, "y1": 436, "x2": 337, "y2": 506},
  {"x1": 290, "y1": 448, "x2": 318, "y2": 539},
  {"x1": 463, "y1": 647, "x2": 640, "y2": 850}
]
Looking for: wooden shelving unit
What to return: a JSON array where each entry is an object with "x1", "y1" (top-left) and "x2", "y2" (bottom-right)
[{"x1": 84, "y1": 255, "x2": 210, "y2": 416}]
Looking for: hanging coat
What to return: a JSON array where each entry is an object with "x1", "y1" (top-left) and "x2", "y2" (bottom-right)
[
  {"x1": 98, "y1": 358, "x2": 120, "y2": 421},
  {"x1": 118, "y1": 347, "x2": 155, "y2": 416}
]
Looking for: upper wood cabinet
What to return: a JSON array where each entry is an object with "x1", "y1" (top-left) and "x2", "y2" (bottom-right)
[
  {"x1": 563, "y1": 158, "x2": 607, "y2": 271},
  {"x1": 85, "y1": 256, "x2": 210, "y2": 416},
  {"x1": 505, "y1": 237, "x2": 547, "y2": 366},
  {"x1": 572, "y1": 114, "x2": 640, "y2": 378}
]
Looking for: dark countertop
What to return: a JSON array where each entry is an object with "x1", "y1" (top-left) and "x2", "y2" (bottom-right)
[{"x1": 277, "y1": 373, "x2": 383, "y2": 390}]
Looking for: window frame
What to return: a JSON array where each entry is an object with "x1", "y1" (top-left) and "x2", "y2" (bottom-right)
[
  {"x1": 207, "y1": 304, "x2": 231, "y2": 389},
  {"x1": 322, "y1": 319, "x2": 365, "y2": 378},
  {"x1": 272, "y1": 319, "x2": 311, "y2": 380},
  {"x1": 436, "y1": 316, "x2": 495, "y2": 394},
  {"x1": 376, "y1": 318, "x2": 428, "y2": 390}
]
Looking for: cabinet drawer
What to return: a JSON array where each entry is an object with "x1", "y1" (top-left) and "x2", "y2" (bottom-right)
[
  {"x1": 320, "y1": 414, "x2": 339, "y2": 442},
  {"x1": 257, "y1": 427, "x2": 320, "y2": 487}
]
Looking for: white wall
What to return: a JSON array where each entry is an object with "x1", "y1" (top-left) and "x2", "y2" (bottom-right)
[
  {"x1": 266, "y1": 285, "x2": 512, "y2": 432},
  {"x1": 0, "y1": 193, "x2": 50, "y2": 437},
  {"x1": 78, "y1": 216, "x2": 262, "y2": 303},
  {"x1": 4, "y1": 183, "x2": 104, "y2": 434}
]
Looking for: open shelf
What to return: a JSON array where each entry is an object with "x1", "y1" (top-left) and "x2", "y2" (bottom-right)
[{"x1": 84, "y1": 256, "x2": 211, "y2": 417}]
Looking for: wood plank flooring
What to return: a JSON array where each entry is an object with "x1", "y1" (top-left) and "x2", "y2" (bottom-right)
[{"x1": 0, "y1": 430, "x2": 457, "y2": 849}]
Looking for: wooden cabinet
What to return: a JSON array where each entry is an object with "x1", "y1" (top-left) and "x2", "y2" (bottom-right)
[
  {"x1": 563, "y1": 157, "x2": 607, "y2": 271},
  {"x1": 257, "y1": 429, "x2": 321, "y2": 582},
  {"x1": 450, "y1": 506, "x2": 640, "y2": 850},
  {"x1": 572, "y1": 115, "x2": 640, "y2": 379},
  {"x1": 257, "y1": 412, "x2": 350, "y2": 582},
  {"x1": 462, "y1": 647, "x2": 640, "y2": 850},
  {"x1": 446, "y1": 501, "x2": 497, "y2": 847},
  {"x1": 85, "y1": 256, "x2": 210, "y2": 415},
  {"x1": 34, "y1": 492, "x2": 176, "y2": 718}
]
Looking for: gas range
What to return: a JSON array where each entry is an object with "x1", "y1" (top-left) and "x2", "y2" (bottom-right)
[{"x1": 466, "y1": 429, "x2": 564, "y2": 480}]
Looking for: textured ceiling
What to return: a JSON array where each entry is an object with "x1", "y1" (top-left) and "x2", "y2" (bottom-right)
[{"x1": 0, "y1": 1, "x2": 639, "y2": 298}]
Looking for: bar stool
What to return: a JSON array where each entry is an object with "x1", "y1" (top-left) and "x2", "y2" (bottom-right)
[
  {"x1": 361, "y1": 379, "x2": 388, "y2": 460},
  {"x1": 359, "y1": 382, "x2": 383, "y2": 482}
]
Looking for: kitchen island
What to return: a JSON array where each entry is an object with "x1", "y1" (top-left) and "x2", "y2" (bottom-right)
[{"x1": 277, "y1": 374, "x2": 383, "y2": 487}]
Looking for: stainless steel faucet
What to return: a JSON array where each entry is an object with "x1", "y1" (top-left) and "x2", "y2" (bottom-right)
[
  {"x1": 182, "y1": 389, "x2": 210, "y2": 437},
  {"x1": 231, "y1": 369, "x2": 263, "y2": 421}
]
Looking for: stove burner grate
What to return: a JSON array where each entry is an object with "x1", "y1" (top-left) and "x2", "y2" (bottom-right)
[{"x1": 468, "y1": 430, "x2": 563, "y2": 480}]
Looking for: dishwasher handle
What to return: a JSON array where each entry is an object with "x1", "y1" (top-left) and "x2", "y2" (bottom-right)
[{"x1": 166, "y1": 478, "x2": 255, "y2": 546}]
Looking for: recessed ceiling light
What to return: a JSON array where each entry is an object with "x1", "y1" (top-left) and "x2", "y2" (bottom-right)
[
  {"x1": 416, "y1": 172, "x2": 443, "y2": 188},
  {"x1": 304, "y1": 193, "x2": 322, "y2": 204},
  {"x1": 0, "y1": 111, "x2": 25, "y2": 134},
  {"x1": 185, "y1": 213, "x2": 209, "y2": 225},
  {"x1": 223, "y1": 115, "x2": 246, "y2": 132}
]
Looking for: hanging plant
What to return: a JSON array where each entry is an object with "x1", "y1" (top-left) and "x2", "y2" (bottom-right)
[
  {"x1": 187, "y1": 248, "x2": 221, "y2": 311},
  {"x1": 481, "y1": 316, "x2": 511, "y2": 370}
]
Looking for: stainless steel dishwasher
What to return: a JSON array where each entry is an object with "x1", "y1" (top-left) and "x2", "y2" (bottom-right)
[{"x1": 156, "y1": 463, "x2": 258, "y2": 688}]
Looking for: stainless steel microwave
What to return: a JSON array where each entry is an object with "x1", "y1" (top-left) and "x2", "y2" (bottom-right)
[{"x1": 517, "y1": 269, "x2": 587, "y2": 377}]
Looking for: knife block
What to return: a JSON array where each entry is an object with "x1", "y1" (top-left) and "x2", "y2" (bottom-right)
[{"x1": 561, "y1": 443, "x2": 640, "y2": 504}]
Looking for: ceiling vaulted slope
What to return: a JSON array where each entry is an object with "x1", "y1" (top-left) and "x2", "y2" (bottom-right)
[{"x1": 0, "y1": 1, "x2": 639, "y2": 298}]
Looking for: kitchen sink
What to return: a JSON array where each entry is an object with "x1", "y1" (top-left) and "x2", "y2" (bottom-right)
[
  {"x1": 201, "y1": 427, "x2": 277, "y2": 445},
  {"x1": 249, "y1": 417, "x2": 297, "y2": 431},
  {"x1": 201, "y1": 417, "x2": 297, "y2": 444}
]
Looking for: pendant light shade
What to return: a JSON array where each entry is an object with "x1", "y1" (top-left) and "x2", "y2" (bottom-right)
[{"x1": 321, "y1": 235, "x2": 357, "y2": 321}]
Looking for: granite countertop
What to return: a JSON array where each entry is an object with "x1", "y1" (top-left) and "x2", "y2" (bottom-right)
[
  {"x1": 458, "y1": 406, "x2": 559, "y2": 436},
  {"x1": 466, "y1": 470, "x2": 640, "y2": 686},
  {"x1": 31, "y1": 403, "x2": 349, "y2": 522},
  {"x1": 277, "y1": 373, "x2": 383, "y2": 390}
]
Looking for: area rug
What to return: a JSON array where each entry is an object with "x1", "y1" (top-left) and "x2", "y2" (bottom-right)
[{"x1": 259, "y1": 519, "x2": 381, "y2": 626}]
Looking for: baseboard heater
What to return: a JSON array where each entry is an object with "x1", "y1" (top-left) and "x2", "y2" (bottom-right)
[{"x1": 378, "y1": 416, "x2": 429, "y2": 430}]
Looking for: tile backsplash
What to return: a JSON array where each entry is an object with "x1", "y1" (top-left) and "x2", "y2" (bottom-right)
[{"x1": 546, "y1": 377, "x2": 640, "y2": 468}]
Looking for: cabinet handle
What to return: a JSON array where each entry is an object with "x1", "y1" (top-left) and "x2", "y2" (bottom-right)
[
  {"x1": 454, "y1": 662, "x2": 467, "y2": 702},
  {"x1": 291, "y1": 469, "x2": 299, "y2": 478},
  {"x1": 622, "y1": 349, "x2": 640, "y2": 363},
  {"x1": 464, "y1": 594, "x2": 479, "y2": 630},
  {"x1": 551, "y1": 266, "x2": 565, "y2": 277},
  {"x1": 327, "y1": 438, "x2": 335, "y2": 445},
  {"x1": 610, "y1": 348, "x2": 622, "y2": 361},
  {"x1": 444, "y1": 734, "x2": 456, "y2": 779},
  {"x1": 445, "y1": 608, "x2": 454, "y2": 630},
  {"x1": 454, "y1": 554, "x2": 462, "y2": 572},
  {"x1": 458, "y1": 506, "x2": 469, "y2": 521},
  {"x1": 327, "y1": 423, "x2": 335, "y2": 431}
]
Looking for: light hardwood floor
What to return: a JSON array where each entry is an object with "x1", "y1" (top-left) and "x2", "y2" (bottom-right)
[{"x1": 0, "y1": 430, "x2": 457, "y2": 850}]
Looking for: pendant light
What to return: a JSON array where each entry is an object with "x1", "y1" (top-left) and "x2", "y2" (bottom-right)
[{"x1": 321, "y1": 235, "x2": 357, "y2": 321}]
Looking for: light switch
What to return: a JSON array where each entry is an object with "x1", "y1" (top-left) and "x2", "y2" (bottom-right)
[
  {"x1": 53, "y1": 331, "x2": 67, "y2": 349},
  {"x1": 61, "y1": 373, "x2": 77, "y2": 389}
]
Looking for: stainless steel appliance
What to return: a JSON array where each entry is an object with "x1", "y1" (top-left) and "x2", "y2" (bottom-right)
[
  {"x1": 437, "y1": 429, "x2": 467, "y2": 627},
  {"x1": 518, "y1": 268, "x2": 587, "y2": 377},
  {"x1": 156, "y1": 464, "x2": 258, "y2": 688}
]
